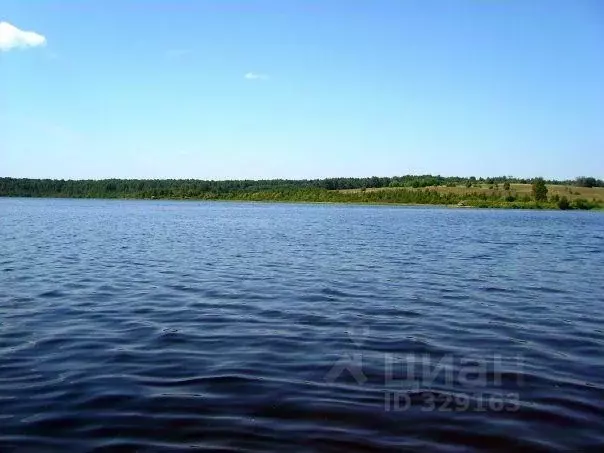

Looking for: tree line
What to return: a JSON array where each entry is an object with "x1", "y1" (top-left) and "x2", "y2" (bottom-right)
[
  {"x1": 0, "y1": 175, "x2": 601, "y2": 209},
  {"x1": 1, "y1": 174, "x2": 601, "y2": 196}
]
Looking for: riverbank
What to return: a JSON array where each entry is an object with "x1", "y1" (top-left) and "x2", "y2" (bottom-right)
[{"x1": 1, "y1": 192, "x2": 602, "y2": 211}]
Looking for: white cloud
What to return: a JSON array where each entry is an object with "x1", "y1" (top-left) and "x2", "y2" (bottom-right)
[
  {"x1": 0, "y1": 21, "x2": 46, "y2": 51},
  {"x1": 244, "y1": 72, "x2": 269, "y2": 80}
]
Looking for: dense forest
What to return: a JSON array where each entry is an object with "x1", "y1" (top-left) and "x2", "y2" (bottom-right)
[{"x1": 1, "y1": 175, "x2": 602, "y2": 209}]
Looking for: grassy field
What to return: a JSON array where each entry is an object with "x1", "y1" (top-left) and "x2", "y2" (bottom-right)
[{"x1": 340, "y1": 183, "x2": 604, "y2": 204}]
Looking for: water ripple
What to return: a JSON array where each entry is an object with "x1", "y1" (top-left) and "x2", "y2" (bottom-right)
[{"x1": 1, "y1": 199, "x2": 604, "y2": 451}]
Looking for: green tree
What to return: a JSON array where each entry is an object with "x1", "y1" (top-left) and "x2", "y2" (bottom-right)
[
  {"x1": 575, "y1": 176, "x2": 602, "y2": 188},
  {"x1": 503, "y1": 181, "x2": 511, "y2": 191},
  {"x1": 532, "y1": 177, "x2": 548, "y2": 202}
]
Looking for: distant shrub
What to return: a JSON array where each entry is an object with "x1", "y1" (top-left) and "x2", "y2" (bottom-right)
[
  {"x1": 551, "y1": 194, "x2": 560, "y2": 202},
  {"x1": 503, "y1": 181, "x2": 511, "y2": 191},
  {"x1": 465, "y1": 181, "x2": 472, "y2": 188},
  {"x1": 557, "y1": 196, "x2": 570, "y2": 210},
  {"x1": 505, "y1": 195, "x2": 516, "y2": 202},
  {"x1": 572, "y1": 198, "x2": 591, "y2": 210},
  {"x1": 532, "y1": 177, "x2": 548, "y2": 202}
]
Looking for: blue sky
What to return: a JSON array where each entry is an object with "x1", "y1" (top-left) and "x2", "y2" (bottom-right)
[{"x1": 1, "y1": 0, "x2": 603, "y2": 180}]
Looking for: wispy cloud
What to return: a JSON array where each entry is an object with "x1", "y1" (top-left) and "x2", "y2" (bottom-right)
[
  {"x1": 244, "y1": 72, "x2": 269, "y2": 81},
  {"x1": 0, "y1": 21, "x2": 46, "y2": 51}
]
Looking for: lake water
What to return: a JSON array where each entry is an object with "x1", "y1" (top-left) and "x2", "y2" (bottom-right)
[{"x1": 1, "y1": 198, "x2": 603, "y2": 452}]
